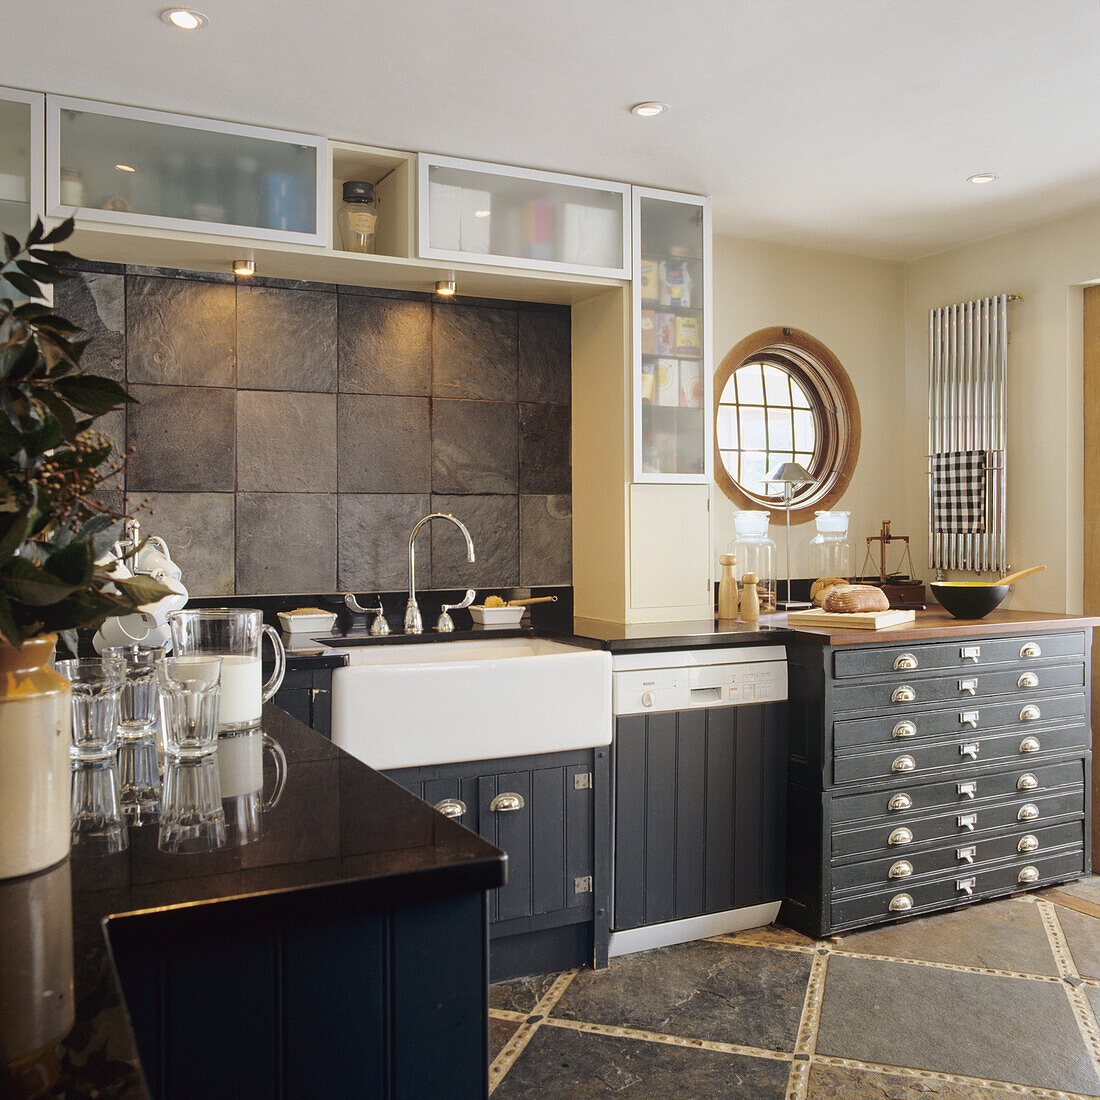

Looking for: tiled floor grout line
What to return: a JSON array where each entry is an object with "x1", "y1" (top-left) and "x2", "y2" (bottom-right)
[
  {"x1": 488, "y1": 969, "x2": 578, "y2": 1095},
  {"x1": 1044, "y1": 889, "x2": 1100, "y2": 921},
  {"x1": 786, "y1": 949, "x2": 829, "y2": 1100},
  {"x1": 489, "y1": 1008, "x2": 529, "y2": 1023},
  {"x1": 813, "y1": 1054, "x2": 1100, "y2": 1099},
  {"x1": 1039, "y1": 899, "x2": 1100, "y2": 1087}
]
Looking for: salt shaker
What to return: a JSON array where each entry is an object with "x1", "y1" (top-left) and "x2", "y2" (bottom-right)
[
  {"x1": 740, "y1": 572, "x2": 761, "y2": 624},
  {"x1": 718, "y1": 554, "x2": 738, "y2": 620}
]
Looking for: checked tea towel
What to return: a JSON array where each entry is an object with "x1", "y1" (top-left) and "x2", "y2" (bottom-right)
[{"x1": 932, "y1": 450, "x2": 987, "y2": 533}]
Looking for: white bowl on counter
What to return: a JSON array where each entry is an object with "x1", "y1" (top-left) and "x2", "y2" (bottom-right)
[
  {"x1": 277, "y1": 609, "x2": 337, "y2": 634},
  {"x1": 468, "y1": 604, "x2": 525, "y2": 625}
]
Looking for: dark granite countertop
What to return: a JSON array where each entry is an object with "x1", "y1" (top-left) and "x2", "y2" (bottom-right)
[{"x1": 0, "y1": 705, "x2": 505, "y2": 1097}]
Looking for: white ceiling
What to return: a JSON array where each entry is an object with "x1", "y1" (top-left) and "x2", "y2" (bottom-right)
[{"x1": 5, "y1": 0, "x2": 1100, "y2": 260}]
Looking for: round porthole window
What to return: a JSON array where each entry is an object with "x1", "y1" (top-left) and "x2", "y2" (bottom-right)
[{"x1": 714, "y1": 327, "x2": 860, "y2": 521}]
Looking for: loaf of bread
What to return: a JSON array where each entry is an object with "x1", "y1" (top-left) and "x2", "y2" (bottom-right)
[
  {"x1": 810, "y1": 577, "x2": 847, "y2": 607},
  {"x1": 821, "y1": 584, "x2": 890, "y2": 614}
]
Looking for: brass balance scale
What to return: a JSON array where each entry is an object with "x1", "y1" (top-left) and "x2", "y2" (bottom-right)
[{"x1": 860, "y1": 521, "x2": 927, "y2": 609}]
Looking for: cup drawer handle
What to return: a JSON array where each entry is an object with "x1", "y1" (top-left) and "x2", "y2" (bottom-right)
[
  {"x1": 888, "y1": 827, "x2": 913, "y2": 846},
  {"x1": 891, "y1": 754, "x2": 916, "y2": 773},
  {"x1": 893, "y1": 653, "x2": 918, "y2": 670},
  {"x1": 1020, "y1": 642, "x2": 1042, "y2": 658},
  {"x1": 1017, "y1": 803, "x2": 1040, "y2": 822},
  {"x1": 1017, "y1": 773, "x2": 1038, "y2": 791},
  {"x1": 888, "y1": 793, "x2": 912, "y2": 812},
  {"x1": 1020, "y1": 705, "x2": 1041, "y2": 722},
  {"x1": 1018, "y1": 834, "x2": 1039, "y2": 853},
  {"x1": 1018, "y1": 672, "x2": 1039, "y2": 689},
  {"x1": 893, "y1": 721, "x2": 916, "y2": 739},
  {"x1": 490, "y1": 792, "x2": 526, "y2": 813},
  {"x1": 888, "y1": 893, "x2": 913, "y2": 912},
  {"x1": 434, "y1": 798, "x2": 467, "y2": 819},
  {"x1": 1018, "y1": 865, "x2": 1040, "y2": 884},
  {"x1": 1019, "y1": 736, "x2": 1041, "y2": 754},
  {"x1": 892, "y1": 685, "x2": 916, "y2": 703},
  {"x1": 888, "y1": 860, "x2": 913, "y2": 879}
]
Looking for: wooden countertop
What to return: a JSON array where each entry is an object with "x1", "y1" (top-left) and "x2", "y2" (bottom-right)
[{"x1": 773, "y1": 608, "x2": 1100, "y2": 646}]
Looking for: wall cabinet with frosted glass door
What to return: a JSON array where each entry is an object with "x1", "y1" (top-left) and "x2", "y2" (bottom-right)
[
  {"x1": 0, "y1": 87, "x2": 44, "y2": 299},
  {"x1": 418, "y1": 154, "x2": 630, "y2": 278},
  {"x1": 632, "y1": 188, "x2": 712, "y2": 482},
  {"x1": 45, "y1": 96, "x2": 328, "y2": 245}
]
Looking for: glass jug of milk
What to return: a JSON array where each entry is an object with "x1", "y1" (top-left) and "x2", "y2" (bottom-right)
[{"x1": 167, "y1": 609, "x2": 286, "y2": 735}]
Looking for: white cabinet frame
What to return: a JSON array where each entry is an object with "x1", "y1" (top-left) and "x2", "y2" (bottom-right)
[
  {"x1": 0, "y1": 86, "x2": 45, "y2": 227},
  {"x1": 45, "y1": 95, "x2": 329, "y2": 246},
  {"x1": 631, "y1": 185, "x2": 713, "y2": 484},
  {"x1": 418, "y1": 153, "x2": 631, "y2": 279}
]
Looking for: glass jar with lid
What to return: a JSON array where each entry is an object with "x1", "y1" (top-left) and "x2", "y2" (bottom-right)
[
  {"x1": 337, "y1": 180, "x2": 378, "y2": 253},
  {"x1": 809, "y1": 510, "x2": 852, "y2": 582},
  {"x1": 729, "y1": 511, "x2": 776, "y2": 613}
]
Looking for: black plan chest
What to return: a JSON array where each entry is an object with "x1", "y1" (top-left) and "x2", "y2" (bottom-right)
[{"x1": 781, "y1": 625, "x2": 1093, "y2": 937}]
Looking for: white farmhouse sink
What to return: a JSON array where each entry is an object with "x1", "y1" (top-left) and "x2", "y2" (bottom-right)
[{"x1": 329, "y1": 638, "x2": 612, "y2": 770}]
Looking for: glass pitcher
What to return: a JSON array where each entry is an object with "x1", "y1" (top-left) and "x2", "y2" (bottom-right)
[{"x1": 167, "y1": 609, "x2": 285, "y2": 735}]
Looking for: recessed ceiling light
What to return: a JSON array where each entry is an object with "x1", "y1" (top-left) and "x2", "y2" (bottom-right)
[
  {"x1": 233, "y1": 259, "x2": 255, "y2": 276},
  {"x1": 967, "y1": 173, "x2": 997, "y2": 184},
  {"x1": 631, "y1": 102, "x2": 669, "y2": 118},
  {"x1": 160, "y1": 8, "x2": 209, "y2": 30},
  {"x1": 114, "y1": 163, "x2": 136, "y2": 172}
]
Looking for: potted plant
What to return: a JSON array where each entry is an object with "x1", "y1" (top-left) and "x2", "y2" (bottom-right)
[{"x1": 0, "y1": 217, "x2": 170, "y2": 879}]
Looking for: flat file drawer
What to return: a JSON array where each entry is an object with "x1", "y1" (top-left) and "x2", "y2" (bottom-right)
[
  {"x1": 831, "y1": 662, "x2": 1085, "y2": 714},
  {"x1": 832, "y1": 757, "x2": 1087, "y2": 826},
  {"x1": 833, "y1": 692, "x2": 1087, "y2": 750},
  {"x1": 832, "y1": 632, "x2": 1087, "y2": 679},
  {"x1": 832, "y1": 786, "x2": 1084, "y2": 859},
  {"x1": 831, "y1": 847, "x2": 1085, "y2": 930},
  {"x1": 832, "y1": 722, "x2": 1090, "y2": 785},
  {"x1": 832, "y1": 820, "x2": 1084, "y2": 894}
]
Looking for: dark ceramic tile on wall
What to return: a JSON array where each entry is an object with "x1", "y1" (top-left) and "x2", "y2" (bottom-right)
[
  {"x1": 432, "y1": 303, "x2": 518, "y2": 401},
  {"x1": 94, "y1": 408, "x2": 127, "y2": 490},
  {"x1": 126, "y1": 265, "x2": 234, "y2": 284},
  {"x1": 126, "y1": 276, "x2": 236, "y2": 387},
  {"x1": 519, "y1": 495, "x2": 571, "y2": 585},
  {"x1": 337, "y1": 394, "x2": 431, "y2": 493},
  {"x1": 55, "y1": 271, "x2": 125, "y2": 382},
  {"x1": 236, "y1": 284, "x2": 337, "y2": 393},
  {"x1": 432, "y1": 399, "x2": 518, "y2": 494},
  {"x1": 519, "y1": 403, "x2": 571, "y2": 493},
  {"x1": 430, "y1": 494, "x2": 518, "y2": 589},
  {"x1": 518, "y1": 309, "x2": 570, "y2": 404},
  {"x1": 126, "y1": 384, "x2": 236, "y2": 491},
  {"x1": 236, "y1": 493, "x2": 336, "y2": 593},
  {"x1": 338, "y1": 494, "x2": 431, "y2": 591},
  {"x1": 338, "y1": 296, "x2": 431, "y2": 396},
  {"x1": 236, "y1": 391, "x2": 337, "y2": 492},
  {"x1": 130, "y1": 492, "x2": 235, "y2": 596}
]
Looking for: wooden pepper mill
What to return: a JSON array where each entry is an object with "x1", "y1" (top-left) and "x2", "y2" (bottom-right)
[
  {"x1": 740, "y1": 572, "x2": 761, "y2": 624},
  {"x1": 718, "y1": 554, "x2": 738, "y2": 620}
]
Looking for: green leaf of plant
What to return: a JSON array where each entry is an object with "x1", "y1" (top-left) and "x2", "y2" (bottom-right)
[
  {"x1": 15, "y1": 260, "x2": 65, "y2": 284},
  {"x1": 11, "y1": 301, "x2": 52, "y2": 320},
  {"x1": 34, "y1": 314, "x2": 81, "y2": 335},
  {"x1": 3, "y1": 271, "x2": 39, "y2": 298},
  {"x1": 0, "y1": 556, "x2": 80, "y2": 605},
  {"x1": 0, "y1": 593, "x2": 21, "y2": 646},
  {"x1": 28, "y1": 248, "x2": 80, "y2": 268},
  {"x1": 37, "y1": 391, "x2": 79, "y2": 442},
  {"x1": 2, "y1": 234, "x2": 19, "y2": 263},
  {"x1": 25, "y1": 219, "x2": 45, "y2": 248},
  {"x1": 40, "y1": 218, "x2": 75, "y2": 246},
  {"x1": 54, "y1": 375, "x2": 135, "y2": 415},
  {"x1": 0, "y1": 505, "x2": 35, "y2": 564},
  {"x1": 111, "y1": 574, "x2": 176, "y2": 606},
  {"x1": 46, "y1": 537, "x2": 94, "y2": 589}
]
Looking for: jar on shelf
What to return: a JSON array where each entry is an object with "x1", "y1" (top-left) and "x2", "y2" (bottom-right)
[
  {"x1": 730, "y1": 511, "x2": 776, "y2": 613},
  {"x1": 337, "y1": 180, "x2": 378, "y2": 253},
  {"x1": 809, "y1": 510, "x2": 853, "y2": 582}
]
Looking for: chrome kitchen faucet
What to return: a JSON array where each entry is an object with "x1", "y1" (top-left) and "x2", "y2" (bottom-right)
[{"x1": 405, "y1": 513, "x2": 475, "y2": 634}]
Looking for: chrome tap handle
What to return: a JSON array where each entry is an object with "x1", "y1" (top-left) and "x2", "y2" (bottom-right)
[
  {"x1": 436, "y1": 589, "x2": 476, "y2": 633},
  {"x1": 344, "y1": 593, "x2": 371, "y2": 614}
]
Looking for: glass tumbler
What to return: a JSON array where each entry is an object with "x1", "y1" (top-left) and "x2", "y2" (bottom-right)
[
  {"x1": 56, "y1": 657, "x2": 125, "y2": 762},
  {"x1": 159, "y1": 756, "x2": 226, "y2": 854},
  {"x1": 103, "y1": 644, "x2": 164, "y2": 741},
  {"x1": 156, "y1": 656, "x2": 222, "y2": 759}
]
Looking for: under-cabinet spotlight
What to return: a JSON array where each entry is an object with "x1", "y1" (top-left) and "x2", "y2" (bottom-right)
[
  {"x1": 967, "y1": 173, "x2": 997, "y2": 184},
  {"x1": 435, "y1": 279, "x2": 456, "y2": 296},
  {"x1": 160, "y1": 7, "x2": 208, "y2": 28},
  {"x1": 233, "y1": 259, "x2": 256, "y2": 277},
  {"x1": 473, "y1": 209, "x2": 491, "y2": 218},
  {"x1": 631, "y1": 101, "x2": 669, "y2": 117},
  {"x1": 114, "y1": 163, "x2": 136, "y2": 173}
]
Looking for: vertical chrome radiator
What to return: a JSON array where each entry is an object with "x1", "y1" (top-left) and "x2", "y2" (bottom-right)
[{"x1": 928, "y1": 294, "x2": 1014, "y2": 574}]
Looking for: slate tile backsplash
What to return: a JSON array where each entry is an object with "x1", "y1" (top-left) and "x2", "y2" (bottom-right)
[{"x1": 72, "y1": 265, "x2": 572, "y2": 595}]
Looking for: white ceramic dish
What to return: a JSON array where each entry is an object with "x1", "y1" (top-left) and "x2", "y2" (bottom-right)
[
  {"x1": 468, "y1": 604, "x2": 525, "y2": 625},
  {"x1": 277, "y1": 610, "x2": 337, "y2": 634}
]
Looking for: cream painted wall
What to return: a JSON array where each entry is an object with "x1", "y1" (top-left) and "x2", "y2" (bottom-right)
[
  {"x1": 903, "y1": 205, "x2": 1100, "y2": 615},
  {"x1": 711, "y1": 236, "x2": 907, "y2": 584}
]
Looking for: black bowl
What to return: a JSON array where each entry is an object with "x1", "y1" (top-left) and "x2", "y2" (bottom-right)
[{"x1": 931, "y1": 582, "x2": 1010, "y2": 620}]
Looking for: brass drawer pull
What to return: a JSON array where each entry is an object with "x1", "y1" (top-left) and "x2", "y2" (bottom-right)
[
  {"x1": 490, "y1": 792, "x2": 525, "y2": 813},
  {"x1": 1018, "y1": 834, "x2": 1039, "y2": 853},
  {"x1": 959, "y1": 741, "x2": 980, "y2": 759},
  {"x1": 892, "y1": 721, "x2": 917, "y2": 739},
  {"x1": 1017, "y1": 773, "x2": 1038, "y2": 791},
  {"x1": 891, "y1": 754, "x2": 916, "y2": 773},
  {"x1": 958, "y1": 781, "x2": 977, "y2": 799},
  {"x1": 1020, "y1": 642, "x2": 1042, "y2": 658},
  {"x1": 888, "y1": 893, "x2": 913, "y2": 912},
  {"x1": 1018, "y1": 865, "x2": 1040, "y2": 884},
  {"x1": 958, "y1": 813, "x2": 977, "y2": 831},
  {"x1": 959, "y1": 678, "x2": 978, "y2": 696},
  {"x1": 956, "y1": 846, "x2": 976, "y2": 863},
  {"x1": 894, "y1": 653, "x2": 919, "y2": 670},
  {"x1": 1017, "y1": 803, "x2": 1040, "y2": 822},
  {"x1": 434, "y1": 798, "x2": 467, "y2": 819},
  {"x1": 888, "y1": 793, "x2": 912, "y2": 812},
  {"x1": 1018, "y1": 672, "x2": 1039, "y2": 689},
  {"x1": 960, "y1": 645, "x2": 981, "y2": 663},
  {"x1": 1019, "y1": 736, "x2": 1041, "y2": 754},
  {"x1": 889, "y1": 860, "x2": 913, "y2": 879},
  {"x1": 956, "y1": 877, "x2": 976, "y2": 896},
  {"x1": 892, "y1": 685, "x2": 916, "y2": 704},
  {"x1": 960, "y1": 710, "x2": 980, "y2": 728},
  {"x1": 1020, "y1": 705, "x2": 1041, "y2": 722},
  {"x1": 888, "y1": 827, "x2": 913, "y2": 846}
]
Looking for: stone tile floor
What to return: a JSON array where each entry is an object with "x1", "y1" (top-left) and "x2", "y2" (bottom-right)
[{"x1": 488, "y1": 877, "x2": 1100, "y2": 1098}]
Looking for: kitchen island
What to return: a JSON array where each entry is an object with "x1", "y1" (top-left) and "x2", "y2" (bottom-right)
[{"x1": 0, "y1": 705, "x2": 506, "y2": 1099}]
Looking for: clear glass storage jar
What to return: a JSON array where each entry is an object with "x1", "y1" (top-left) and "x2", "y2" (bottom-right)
[
  {"x1": 337, "y1": 180, "x2": 378, "y2": 253},
  {"x1": 730, "y1": 511, "x2": 777, "y2": 613},
  {"x1": 809, "y1": 510, "x2": 852, "y2": 582}
]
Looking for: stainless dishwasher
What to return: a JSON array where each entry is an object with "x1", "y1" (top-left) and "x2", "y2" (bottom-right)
[{"x1": 610, "y1": 646, "x2": 788, "y2": 956}]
